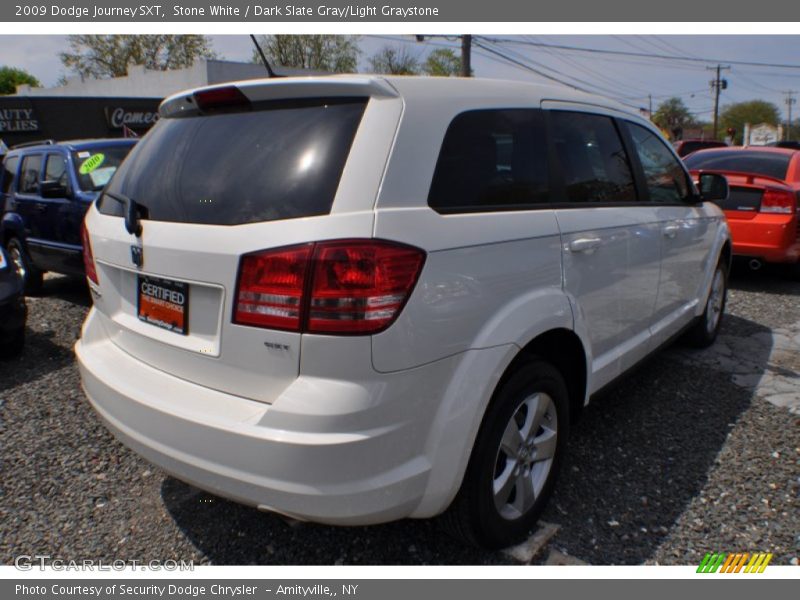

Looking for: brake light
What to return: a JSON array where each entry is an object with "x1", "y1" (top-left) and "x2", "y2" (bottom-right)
[
  {"x1": 233, "y1": 240, "x2": 426, "y2": 335},
  {"x1": 80, "y1": 221, "x2": 98, "y2": 285},
  {"x1": 193, "y1": 86, "x2": 251, "y2": 112},
  {"x1": 760, "y1": 188, "x2": 795, "y2": 214},
  {"x1": 234, "y1": 244, "x2": 312, "y2": 331}
]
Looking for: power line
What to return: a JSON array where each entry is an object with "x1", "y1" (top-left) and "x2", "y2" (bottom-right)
[{"x1": 481, "y1": 37, "x2": 800, "y2": 71}]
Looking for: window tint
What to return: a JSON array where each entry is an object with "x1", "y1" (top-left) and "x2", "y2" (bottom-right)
[
  {"x1": 19, "y1": 154, "x2": 42, "y2": 194},
  {"x1": 628, "y1": 123, "x2": 691, "y2": 203},
  {"x1": 428, "y1": 109, "x2": 550, "y2": 212},
  {"x1": 550, "y1": 111, "x2": 636, "y2": 203},
  {"x1": 683, "y1": 150, "x2": 790, "y2": 180},
  {"x1": 2, "y1": 156, "x2": 19, "y2": 195},
  {"x1": 45, "y1": 154, "x2": 68, "y2": 186},
  {"x1": 99, "y1": 98, "x2": 366, "y2": 226}
]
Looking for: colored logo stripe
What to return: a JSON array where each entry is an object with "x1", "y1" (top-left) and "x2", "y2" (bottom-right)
[{"x1": 698, "y1": 552, "x2": 772, "y2": 573}]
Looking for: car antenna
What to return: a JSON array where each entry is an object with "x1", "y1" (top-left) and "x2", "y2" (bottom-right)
[{"x1": 250, "y1": 34, "x2": 282, "y2": 78}]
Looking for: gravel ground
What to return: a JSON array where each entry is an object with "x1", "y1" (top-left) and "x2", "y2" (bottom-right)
[{"x1": 1, "y1": 266, "x2": 798, "y2": 566}]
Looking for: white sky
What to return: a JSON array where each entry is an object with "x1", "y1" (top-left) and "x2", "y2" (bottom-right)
[{"x1": 1, "y1": 34, "x2": 799, "y2": 121}]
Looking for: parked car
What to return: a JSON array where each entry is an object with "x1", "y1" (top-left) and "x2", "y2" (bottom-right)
[
  {"x1": 684, "y1": 146, "x2": 800, "y2": 273},
  {"x1": 673, "y1": 139, "x2": 728, "y2": 157},
  {"x1": 76, "y1": 77, "x2": 731, "y2": 548},
  {"x1": 764, "y1": 141, "x2": 800, "y2": 150},
  {"x1": 0, "y1": 138, "x2": 137, "y2": 294},
  {"x1": 0, "y1": 244, "x2": 26, "y2": 359}
]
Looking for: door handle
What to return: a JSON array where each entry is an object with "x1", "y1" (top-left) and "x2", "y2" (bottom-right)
[
  {"x1": 568, "y1": 237, "x2": 602, "y2": 254},
  {"x1": 663, "y1": 224, "x2": 680, "y2": 238},
  {"x1": 35, "y1": 203, "x2": 49, "y2": 212}
]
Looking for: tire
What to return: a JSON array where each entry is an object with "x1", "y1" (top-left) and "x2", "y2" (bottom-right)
[
  {"x1": 683, "y1": 261, "x2": 727, "y2": 348},
  {"x1": 6, "y1": 237, "x2": 43, "y2": 295},
  {"x1": 441, "y1": 358, "x2": 570, "y2": 549},
  {"x1": 0, "y1": 327, "x2": 25, "y2": 359}
]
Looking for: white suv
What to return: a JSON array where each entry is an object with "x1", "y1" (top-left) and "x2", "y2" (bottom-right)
[{"x1": 76, "y1": 76, "x2": 731, "y2": 548}]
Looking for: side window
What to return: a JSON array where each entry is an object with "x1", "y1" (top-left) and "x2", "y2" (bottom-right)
[
  {"x1": 628, "y1": 123, "x2": 691, "y2": 204},
  {"x1": 550, "y1": 111, "x2": 636, "y2": 203},
  {"x1": 428, "y1": 109, "x2": 550, "y2": 212},
  {"x1": 627, "y1": 123, "x2": 691, "y2": 203},
  {"x1": 44, "y1": 154, "x2": 68, "y2": 187},
  {"x1": 2, "y1": 156, "x2": 19, "y2": 195},
  {"x1": 19, "y1": 154, "x2": 42, "y2": 194}
]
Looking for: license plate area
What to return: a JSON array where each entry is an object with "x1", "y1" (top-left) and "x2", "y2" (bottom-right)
[{"x1": 137, "y1": 275, "x2": 189, "y2": 335}]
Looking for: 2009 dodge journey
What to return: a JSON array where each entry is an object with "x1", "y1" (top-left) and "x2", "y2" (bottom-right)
[{"x1": 76, "y1": 75, "x2": 731, "y2": 548}]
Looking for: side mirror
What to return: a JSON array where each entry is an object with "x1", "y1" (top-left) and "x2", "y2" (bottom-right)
[
  {"x1": 696, "y1": 172, "x2": 728, "y2": 203},
  {"x1": 39, "y1": 179, "x2": 69, "y2": 198}
]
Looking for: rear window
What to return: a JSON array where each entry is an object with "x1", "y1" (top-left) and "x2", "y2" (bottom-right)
[
  {"x1": 98, "y1": 98, "x2": 367, "y2": 226},
  {"x1": 72, "y1": 146, "x2": 135, "y2": 191},
  {"x1": 684, "y1": 150, "x2": 791, "y2": 180},
  {"x1": 2, "y1": 156, "x2": 18, "y2": 195}
]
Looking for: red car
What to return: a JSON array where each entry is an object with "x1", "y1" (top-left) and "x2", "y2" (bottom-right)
[
  {"x1": 684, "y1": 146, "x2": 800, "y2": 272},
  {"x1": 673, "y1": 139, "x2": 728, "y2": 157}
]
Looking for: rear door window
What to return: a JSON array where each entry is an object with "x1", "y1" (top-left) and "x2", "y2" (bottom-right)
[
  {"x1": 550, "y1": 111, "x2": 637, "y2": 203},
  {"x1": 99, "y1": 98, "x2": 367, "y2": 226},
  {"x1": 428, "y1": 109, "x2": 550, "y2": 213},
  {"x1": 19, "y1": 154, "x2": 42, "y2": 194},
  {"x1": 2, "y1": 156, "x2": 19, "y2": 195}
]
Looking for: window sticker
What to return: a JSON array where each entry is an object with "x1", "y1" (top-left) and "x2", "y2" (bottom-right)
[
  {"x1": 77, "y1": 151, "x2": 90, "y2": 159},
  {"x1": 79, "y1": 153, "x2": 105, "y2": 174}
]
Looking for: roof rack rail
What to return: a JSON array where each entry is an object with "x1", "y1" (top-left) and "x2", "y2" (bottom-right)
[{"x1": 11, "y1": 139, "x2": 56, "y2": 150}]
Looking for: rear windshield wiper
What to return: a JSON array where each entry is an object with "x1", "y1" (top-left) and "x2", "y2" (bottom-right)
[{"x1": 103, "y1": 190, "x2": 146, "y2": 237}]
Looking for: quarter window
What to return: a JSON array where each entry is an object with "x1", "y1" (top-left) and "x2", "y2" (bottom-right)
[
  {"x1": 550, "y1": 111, "x2": 636, "y2": 203},
  {"x1": 628, "y1": 123, "x2": 691, "y2": 203},
  {"x1": 428, "y1": 109, "x2": 550, "y2": 212},
  {"x1": 19, "y1": 154, "x2": 42, "y2": 194}
]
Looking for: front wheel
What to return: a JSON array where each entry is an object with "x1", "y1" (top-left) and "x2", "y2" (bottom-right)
[
  {"x1": 683, "y1": 262, "x2": 727, "y2": 348},
  {"x1": 441, "y1": 358, "x2": 569, "y2": 549}
]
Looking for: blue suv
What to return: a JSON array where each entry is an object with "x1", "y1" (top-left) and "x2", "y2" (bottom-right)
[{"x1": 1, "y1": 139, "x2": 136, "y2": 293}]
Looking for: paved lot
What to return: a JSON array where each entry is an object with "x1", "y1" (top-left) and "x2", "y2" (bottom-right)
[{"x1": 1, "y1": 266, "x2": 798, "y2": 566}]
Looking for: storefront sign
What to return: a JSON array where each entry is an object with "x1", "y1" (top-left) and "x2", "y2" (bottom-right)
[
  {"x1": 0, "y1": 107, "x2": 39, "y2": 132},
  {"x1": 105, "y1": 106, "x2": 159, "y2": 130}
]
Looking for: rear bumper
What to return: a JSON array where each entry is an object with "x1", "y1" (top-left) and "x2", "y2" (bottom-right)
[
  {"x1": 75, "y1": 308, "x2": 490, "y2": 525},
  {"x1": 728, "y1": 215, "x2": 800, "y2": 263}
]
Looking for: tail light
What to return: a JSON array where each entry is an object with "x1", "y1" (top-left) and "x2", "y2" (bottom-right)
[
  {"x1": 194, "y1": 86, "x2": 251, "y2": 112},
  {"x1": 760, "y1": 188, "x2": 795, "y2": 214},
  {"x1": 234, "y1": 240, "x2": 425, "y2": 335},
  {"x1": 80, "y1": 221, "x2": 99, "y2": 285}
]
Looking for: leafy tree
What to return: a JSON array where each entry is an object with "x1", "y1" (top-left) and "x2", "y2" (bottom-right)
[
  {"x1": 368, "y1": 46, "x2": 420, "y2": 75},
  {"x1": 0, "y1": 66, "x2": 40, "y2": 94},
  {"x1": 60, "y1": 35, "x2": 216, "y2": 79},
  {"x1": 422, "y1": 48, "x2": 462, "y2": 77},
  {"x1": 252, "y1": 35, "x2": 360, "y2": 73},
  {"x1": 720, "y1": 100, "x2": 781, "y2": 144},
  {"x1": 652, "y1": 97, "x2": 697, "y2": 139}
]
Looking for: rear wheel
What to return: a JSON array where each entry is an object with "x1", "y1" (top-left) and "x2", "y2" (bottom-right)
[
  {"x1": 441, "y1": 358, "x2": 569, "y2": 549},
  {"x1": 6, "y1": 237, "x2": 43, "y2": 295},
  {"x1": 683, "y1": 261, "x2": 727, "y2": 348}
]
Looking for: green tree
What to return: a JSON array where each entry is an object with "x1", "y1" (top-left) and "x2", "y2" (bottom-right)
[
  {"x1": 0, "y1": 66, "x2": 40, "y2": 94},
  {"x1": 252, "y1": 35, "x2": 360, "y2": 73},
  {"x1": 60, "y1": 35, "x2": 216, "y2": 79},
  {"x1": 652, "y1": 97, "x2": 697, "y2": 139},
  {"x1": 720, "y1": 100, "x2": 781, "y2": 144},
  {"x1": 368, "y1": 46, "x2": 420, "y2": 75},
  {"x1": 422, "y1": 48, "x2": 462, "y2": 77}
]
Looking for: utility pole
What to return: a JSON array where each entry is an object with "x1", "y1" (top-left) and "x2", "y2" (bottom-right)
[
  {"x1": 708, "y1": 64, "x2": 730, "y2": 140},
  {"x1": 784, "y1": 91, "x2": 797, "y2": 140},
  {"x1": 648, "y1": 94, "x2": 653, "y2": 120},
  {"x1": 416, "y1": 34, "x2": 473, "y2": 77},
  {"x1": 461, "y1": 35, "x2": 472, "y2": 77}
]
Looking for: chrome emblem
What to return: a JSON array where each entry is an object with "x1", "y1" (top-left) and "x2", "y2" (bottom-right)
[{"x1": 131, "y1": 245, "x2": 143, "y2": 268}]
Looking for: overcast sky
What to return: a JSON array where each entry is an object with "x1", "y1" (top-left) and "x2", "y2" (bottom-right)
[{"x1": 2, "y1": 34, "x2": 799, "y2": 121}]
